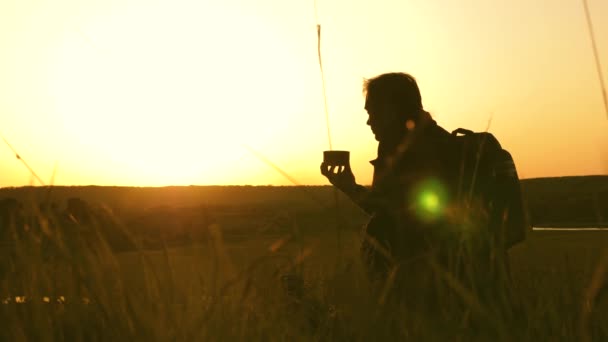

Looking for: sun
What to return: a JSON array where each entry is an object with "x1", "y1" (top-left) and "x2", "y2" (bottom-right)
[{"x1": 48, "y1": 1, "x2": 307, "y2": 185}]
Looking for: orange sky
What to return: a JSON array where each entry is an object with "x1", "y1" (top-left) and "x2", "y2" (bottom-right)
[{"x1": 1, "y1": 0, "x2": 607, "y2": 187}]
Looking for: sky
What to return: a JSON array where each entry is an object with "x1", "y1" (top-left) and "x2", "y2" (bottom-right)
[{"x1": 1, "y1": 0, "x2": 607, "y2": 187}]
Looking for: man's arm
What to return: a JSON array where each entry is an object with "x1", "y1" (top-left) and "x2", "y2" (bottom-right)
[
  {"x1": 321, "y1": 162, "x2": 378, "y2": 215},
  {"x1": 337, "y1": 183, "x2": 375, "y2": 215}
]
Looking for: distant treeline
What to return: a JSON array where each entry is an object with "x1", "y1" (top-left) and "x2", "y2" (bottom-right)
[
  {"x1": 521, "y1": 176, "x2": 608, "y2": 227},
  {"x1": 1, "y1": 175, "x2": 607, "y2": 228}
]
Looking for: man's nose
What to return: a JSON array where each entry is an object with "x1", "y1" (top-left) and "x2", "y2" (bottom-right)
[{"x1": 366, "y1": 118, "x2": 370, "y2": 126}]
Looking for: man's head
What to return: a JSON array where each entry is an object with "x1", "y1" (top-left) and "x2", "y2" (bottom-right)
[{"x1": 363, "y1": 72, "x2": 423, "y2": 141}]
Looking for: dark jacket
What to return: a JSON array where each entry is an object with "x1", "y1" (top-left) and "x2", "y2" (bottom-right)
[{"x1": 360, "y1": 117, "x2": 461, "y2": 278}]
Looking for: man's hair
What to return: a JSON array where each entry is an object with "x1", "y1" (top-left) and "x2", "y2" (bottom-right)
[{"x1": 363, "y1": 72, "x2": 423, "y2": 118}]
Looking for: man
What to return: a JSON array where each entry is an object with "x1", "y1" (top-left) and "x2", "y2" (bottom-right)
[{"x1": 320, "y1": 72, "x2": 522, "y2": 308}]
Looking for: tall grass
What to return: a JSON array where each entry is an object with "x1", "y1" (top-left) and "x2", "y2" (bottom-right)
[{"x1": 0, "y1": 198, "x2": 607, "y2": 341}]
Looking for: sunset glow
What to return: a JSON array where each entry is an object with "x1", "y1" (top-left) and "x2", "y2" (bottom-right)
[{"x1": 1, "y1": 0, "x2": 607, "y2": 186}]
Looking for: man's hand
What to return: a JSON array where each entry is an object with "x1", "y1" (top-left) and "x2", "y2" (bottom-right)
[
  {"x1": 321, "y1": 162, "x2": 382, "y2": 215},
  {"x1": 320, "y1": 162, "x2": 357, "y2": 193}
]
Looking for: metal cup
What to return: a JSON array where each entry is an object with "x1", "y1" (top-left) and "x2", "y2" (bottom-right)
[{"x1": 323, "y1": 150, "x2": 350, "y2": 166}]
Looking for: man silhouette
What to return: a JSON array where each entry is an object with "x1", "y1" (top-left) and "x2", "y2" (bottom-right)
[{"x1": 321, "y1": 72, "x2": 522, "y2": 308}]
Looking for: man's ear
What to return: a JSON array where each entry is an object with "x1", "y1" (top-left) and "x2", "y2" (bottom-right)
[{"x1": 391, "y1": 108, "x2": 407, "y2": 123}]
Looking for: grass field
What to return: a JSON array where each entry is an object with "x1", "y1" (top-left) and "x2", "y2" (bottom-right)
[{"x1": 0, "y1": 186, "x2": 607, "y2": 341}]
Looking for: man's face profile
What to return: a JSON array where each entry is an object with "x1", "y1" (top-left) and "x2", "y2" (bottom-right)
[{"x1": 365, "y1": 93, "x2": 400, "y2": 142}]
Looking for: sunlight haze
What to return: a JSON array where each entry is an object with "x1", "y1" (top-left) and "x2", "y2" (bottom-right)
[{"x1": 1, "y1": 0, "x2": 607, "y2": 186}]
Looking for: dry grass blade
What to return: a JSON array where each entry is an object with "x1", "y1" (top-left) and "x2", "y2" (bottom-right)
[
  {"x1": 313, "y1": 0, "x2": 332, "y2": 150},
  {"x1": 316, "y1": 23, "x2": 333, "y2": 150},
  {"x1": 377, "y1": 265, "x2": 398, "y2": 306},
  {"x1": 242, "y1": 144, "x2": 330, "y2": 209},
  {"x1": 579, "y1": 248, "x2": 608, "y2": 342},
  {"x1": 428, "y1": 258, "x2": 487, "y2": 318},
  {"x1": 269, "y1": 235, "x2": 292, "y2": 253},
  {"x1": 581, "y1": 0, "x2": 608, "y2": 119},
  {"x1": 362, "y1": 233, "x2": 397, "y2": 267},
  {"x1": 1, "y1": 133, "x2": 46, "y2": 186}
]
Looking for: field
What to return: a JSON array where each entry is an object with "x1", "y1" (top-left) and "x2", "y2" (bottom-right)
[{"x1": 0, "y1": 183, "x2": 607, "y2": 341}]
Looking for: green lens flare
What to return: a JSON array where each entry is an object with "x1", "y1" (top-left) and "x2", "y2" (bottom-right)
[
  {"x1": 420, "y1": 191, "x2": 440, "y2": 212},
  {"x1": 411, "y1": 178, "x2": 448, "y2": 222}
]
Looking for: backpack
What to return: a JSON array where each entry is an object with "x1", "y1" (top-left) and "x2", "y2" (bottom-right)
[{"x1": 450, "y1": 128, "x2": 530, "y2": 249}]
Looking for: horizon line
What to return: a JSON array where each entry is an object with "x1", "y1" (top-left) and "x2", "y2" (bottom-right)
[{"x1": 1, "y1": 174, "x2": 607, "y2": 189}]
